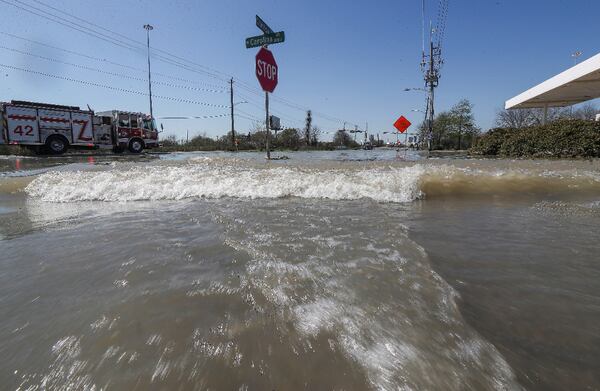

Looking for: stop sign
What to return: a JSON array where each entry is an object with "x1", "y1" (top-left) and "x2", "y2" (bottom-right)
[{"x1": 256, "y1": 47, "x2": 278, "y2": 93}]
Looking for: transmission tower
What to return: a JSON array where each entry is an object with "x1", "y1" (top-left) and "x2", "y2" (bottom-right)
[
  {"x1": 305, "y1": 110, "x2": 312, "y2": 146},
  {"x1": 421, "y1": 0, "x2": 448, "y2": 150}
]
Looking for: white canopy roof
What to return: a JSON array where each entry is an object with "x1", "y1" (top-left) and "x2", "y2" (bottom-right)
[{"x1": 505, "y1": 52, "x2": 600, "y2": 109}]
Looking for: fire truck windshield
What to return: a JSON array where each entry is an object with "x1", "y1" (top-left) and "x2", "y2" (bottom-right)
[{"x1": 142, "y1": 118, "x2": 156, "y2": 131}]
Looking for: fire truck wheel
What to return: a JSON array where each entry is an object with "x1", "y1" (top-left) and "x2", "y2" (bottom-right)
[
  {"x1": 45, "y1": 135, "x2": 68, "y2": 155},
  {"x1": 128, "y1": 139, "x2": 144, "y2": 154}
]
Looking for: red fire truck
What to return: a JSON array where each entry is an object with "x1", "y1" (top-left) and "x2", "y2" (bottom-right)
[{"x1": 0, "y1": 100, "x2": 159, "y2": 154}]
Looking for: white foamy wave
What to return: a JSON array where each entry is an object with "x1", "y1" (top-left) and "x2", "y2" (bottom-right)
[{"x1": 25, "y1": 164, "x2": 425, "y2": 203}]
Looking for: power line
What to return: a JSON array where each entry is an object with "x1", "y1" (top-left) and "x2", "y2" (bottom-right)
[
  {"x1": 434, "y1": 0, "x2": 449, "y2": 50},
  {"x1": 0, "y1": 0, "x2": 144, "y2": 53},
  {"x1": 4, "y1": 0, "x2": 359, "y2": 128},
  {"x1": 235, "y1": 113, "x2": 262, "y2": 123},
  {"x1": 0, "y1": 63, "x2": 230, "y2": 108},
  {"x1": 1, "y1": 0, "x2": 228, "y2": 82},
  {"x1": 0, "y1": 45, "x2": 228, "y2": 93},
  {"x1": 0, "y1": 31, "x2": 138, "y2": 71},
  {"x1": 236, "y1": 92, "x2": 305, "y2": 126},
  {"x1": 0, "y1": 31, "x2": 227, "y2": 90},
  {"x1": 157, "y1": 114, "x2": 229, "y2": 120},
  {"x1": 236, "y1": 108, "x2": 263, "y2": 122},
  {"x1": 27, "y1": 0, "x2": 231, "y2": 81},
  {"x1": 235, "y1": 81, "x2": 355, "y2": 127}
]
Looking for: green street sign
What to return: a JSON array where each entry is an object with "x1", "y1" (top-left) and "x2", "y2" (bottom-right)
[
  {"x1": 245, "y1": 31, "x2": 285, "y2": 48},
  {"x1": 256, "y1": 15, "x2": 274, "y2": 35}
]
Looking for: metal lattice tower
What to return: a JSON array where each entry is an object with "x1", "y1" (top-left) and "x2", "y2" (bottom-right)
[{"x1": 421, "y1": 0, "x2": 448, "y2": 150}]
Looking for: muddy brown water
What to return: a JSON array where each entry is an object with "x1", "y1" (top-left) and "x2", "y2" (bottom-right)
[{"x1": 0, "y1": 150, "x2": 599, "y2": 390}]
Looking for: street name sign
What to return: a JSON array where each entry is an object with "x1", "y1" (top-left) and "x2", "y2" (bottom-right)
[
  {"x1": 245, "y1": 31, "x2": 285, "y2": 48},
  {"x1": 256, "y1": 15, "x2": 274, "y2": 34}
]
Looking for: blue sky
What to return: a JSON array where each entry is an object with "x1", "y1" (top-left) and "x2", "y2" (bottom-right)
[{"x1": 1, "y1": 0, "x2": 599, "y2": 141}]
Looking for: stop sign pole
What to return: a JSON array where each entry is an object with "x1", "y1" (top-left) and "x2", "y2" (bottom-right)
[
  {"x1": 247, "y1": 16, "x2": 284, "y2": 160},
  {"x1": 266, "y1": 86, "x2": 270, "y2": 160}
]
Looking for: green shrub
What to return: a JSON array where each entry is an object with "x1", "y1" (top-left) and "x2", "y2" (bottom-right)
[{"x1": 471, "y1": 120, "x2": 600, "y2": 158}]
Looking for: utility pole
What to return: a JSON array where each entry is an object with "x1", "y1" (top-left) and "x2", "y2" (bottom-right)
[
  {"x1": 143, "y1": 24, "x2": 154, "y2": 120},
  {"x1": 423, "y1": 27, "x2": 441, "y2": 151},
  {"x1": 354, "y1": 125, "x2": 358, "y2": 142},
  {"x1": 230, "y1": 78, "x2": 236, "y2": 150}
]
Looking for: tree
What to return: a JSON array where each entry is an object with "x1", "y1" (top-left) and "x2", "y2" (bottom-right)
[
  {"x1": 420, "y1": 99, "x2": 480, "y2": 150},
  {"x1": 161, "y1": 134, "x2": 178, "y2": 147},
  {"x1": 447, "y1": 99, "x2": 479, "y2": 150},
  {"x1": 333, "y1": 130, "x2": 352, "y2": 147},
  {"x1": 432, "y1": 111, "x2": 454, "y2": 149},
  {"x1": 572, "y1": 103, "x2": 598, "y2": 120},
  {"x1": 529, "y1": 107, "x2": 569, "y2": 125},
  {"x1": 496, "y1": 103, "x2": 597, "y2": 128},
  {"x1": 495, "y1": 108, "x2": 536, "y2": 128},
  {"x1": 310, "y1": 126, "x2": 322, "y2": 146},
  {"x1": 277, "y1": 128, "x2": 301, "y2": 149}
]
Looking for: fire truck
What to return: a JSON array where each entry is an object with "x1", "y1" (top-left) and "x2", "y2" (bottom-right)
[{"x1": 0, "y1": 100, "x2": 159, "y2": 154}]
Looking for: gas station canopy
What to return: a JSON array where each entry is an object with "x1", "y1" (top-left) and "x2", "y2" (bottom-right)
[{"x1": 506, "y1": 52, "x2": 600, "y2": 109}]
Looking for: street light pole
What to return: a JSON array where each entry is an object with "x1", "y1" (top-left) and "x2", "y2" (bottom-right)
[
  {"x1": 572, "y1": 51, "x2": 582, "y2": 66},
  {"x1": 143, "y1": 24, "x2": 154, "y2": 120}
]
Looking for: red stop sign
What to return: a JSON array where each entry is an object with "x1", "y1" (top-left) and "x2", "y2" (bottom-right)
[{"x1": 256, "y1": 47, "x2": 278, "y2": 93}]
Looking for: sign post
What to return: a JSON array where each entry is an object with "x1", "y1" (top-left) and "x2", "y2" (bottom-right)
[
  {"x1": 247, "y1": 16, "x2": 283, "y2": 160},
  {"x1": 393, "y1": 115, "x2": 412, "y2": 134},
  {"x1": 393, "y1": 115, "x2": 412, "y2": 156},
  {"x1": 265, "y1": 91, "x2": 270, "y2": 159},
  {"x1": 255, "y1": 47, "x2": 278, "y2": 159}
]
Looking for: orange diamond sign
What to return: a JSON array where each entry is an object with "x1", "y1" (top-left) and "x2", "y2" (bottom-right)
[{"x1": 393, "y1": 116, "x2": 411, "y2": 133}]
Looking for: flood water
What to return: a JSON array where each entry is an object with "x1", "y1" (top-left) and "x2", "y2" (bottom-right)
[{"x1": 1, "y1": 150, "x2": 599, "y2": 390}]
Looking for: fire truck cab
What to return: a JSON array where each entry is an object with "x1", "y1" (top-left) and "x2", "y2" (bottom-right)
[{"x1": 95, "y1": 110, "x2": 158, "y2": 153}]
